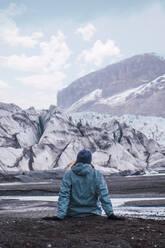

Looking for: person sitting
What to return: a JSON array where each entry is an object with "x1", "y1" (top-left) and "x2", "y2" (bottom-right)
[{"x1": 44, "y1": 149, "x2": 124, "y2": 221}]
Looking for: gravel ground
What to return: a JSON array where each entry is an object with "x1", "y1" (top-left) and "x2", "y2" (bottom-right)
[{"x1": 0, "y1": 215, "x2": 165, "y2": 248}]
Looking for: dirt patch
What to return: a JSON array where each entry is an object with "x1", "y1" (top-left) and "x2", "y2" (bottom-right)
[{"x1": 0, "y1": 216, "x2": 164, "y2": 248}]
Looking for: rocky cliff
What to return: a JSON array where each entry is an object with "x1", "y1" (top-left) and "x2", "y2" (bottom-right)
[
  {"x1": 0, "y1": 102, "x2": 165, "y2": 175},
  {"x1": 57, "y1": 53, "x2": 165, "y2": 117}
]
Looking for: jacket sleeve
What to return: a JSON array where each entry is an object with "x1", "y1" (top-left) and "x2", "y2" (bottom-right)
[
  {"x1": 96, "y1": 171, "x2": 114, "y2": 216},
  {"x1": 57, "y1": 171, "x2": 72, "y2": 219}
]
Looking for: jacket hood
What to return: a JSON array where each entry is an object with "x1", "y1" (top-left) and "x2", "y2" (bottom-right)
[{"x1": 71, "y1": 162, "x2": 92, "y2": 176}]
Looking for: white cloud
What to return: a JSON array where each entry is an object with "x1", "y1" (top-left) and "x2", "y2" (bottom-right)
[
  {"x1": 0, "y1": 54, "x2": 44, "y2": 73},
  {"x1": 0, "y1": 4, "x2": 42, "y2": 48},
  {"x1": 14, "y1": 91, "x2": 58, "y2": 109},
  {"x1": 0, "y1": 89, "x2": 57, "y2": 109},
  {"x1": 79, "y1": 39, "x2": 121, "y2": 66},
  {"x1": 3, "y1": 28, "x2": 43, "y2": 48},
  {"x1": 27, "y1": 91, "x2": 58, "y2": 109},
  {"x1": 0, "y1": 80, "x2": 9, "y2": 88},
  {"x1": 0, "y1": 4, "x2": 72, "y2": 92},
  {"x1": 0, "y1": 31, "x2": 71, "y2": 73},
  {"x1": 39, "y1": 31, "x2": 71, "y2": 72},
  {"x1": 76, "y1": 23, "x2": 96, "y2": 41},
  {"x1": 0, "y1": 31, "x2": 72, "y2": 91},
  {"x1": 18, "y1": 73, "x2": 66, "y2": 91}
]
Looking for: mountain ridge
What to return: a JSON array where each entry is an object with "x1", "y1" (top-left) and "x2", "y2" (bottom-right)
[{"x1": 57, "y1": 53, "x2": 165, "y2": 116}]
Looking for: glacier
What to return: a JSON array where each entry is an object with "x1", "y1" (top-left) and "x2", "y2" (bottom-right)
[{"x1": 0, "y1": 102, "x2": 165, "y2": 175}]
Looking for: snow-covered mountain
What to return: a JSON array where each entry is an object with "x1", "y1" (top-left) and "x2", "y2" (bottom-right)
[
  {"x1": 58, "y1": 53, "x2": 165, "y2": 117},
  {"x1": 67, "y1": 73, "x2": 165, "y2": 116},
  {"x1": 0, "y1": 102, "x2": 165, "y2": 175}
]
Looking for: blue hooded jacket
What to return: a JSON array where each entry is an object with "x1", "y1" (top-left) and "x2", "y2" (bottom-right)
[{"x1": 57, "y1": 162, "x2": 113, "y2": 219}]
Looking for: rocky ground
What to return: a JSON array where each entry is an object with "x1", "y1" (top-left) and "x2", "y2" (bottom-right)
[
  {"x1": 0, "y1": 215, "x2": 165, "y2": 248},
  {"x1": 0, "y1": 174, "x2": 165, "y2": 247}
]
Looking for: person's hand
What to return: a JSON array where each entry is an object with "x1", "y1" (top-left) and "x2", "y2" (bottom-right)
[
  {"x1": 108, "y1": 214, "x2": 125, "y2": 221},
  {"x1": 42, "y1": 216, "x2": 63, "y2": 221}
]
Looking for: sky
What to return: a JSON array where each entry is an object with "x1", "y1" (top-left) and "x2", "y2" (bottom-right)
[{"x1": 0, "y1": 0, "x2": 165, "y2": 109}]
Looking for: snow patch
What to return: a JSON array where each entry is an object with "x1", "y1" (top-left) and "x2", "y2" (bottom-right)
[
  {"x1": 67, "y1": 89, "x2": 102, "y2": 112},
  {"x1": 97, "y1": 74, "x2": 165, "y2": 106}
]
